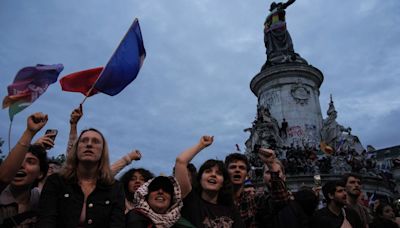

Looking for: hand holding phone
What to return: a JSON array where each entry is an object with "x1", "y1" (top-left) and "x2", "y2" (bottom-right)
[
  {"x1": 45, "y1": 129, "x2": 58, "y2": 141},
  {"x1": 44, "y1": 129, "x2": 58, "y2": 149}
]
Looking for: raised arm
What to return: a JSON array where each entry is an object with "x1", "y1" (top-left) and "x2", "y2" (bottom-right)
[
  {"x1": 282, "y1": 0, "x2": 295, "y2": 9},
  {"x1": 258, "y1": 147, "x2": 290, "y2": 203},
  {"x1": 175, "y1": 135, "x2": 213, "y2": 198},
  {"x1": 0, "y1": 112, "x2": 47, "y2": 192},
  {"x1": 66, "y1": 104, "x2": 83, "y2": 155},
  {"x1": 258, "y1": 147, "x2": 277, "y2": 167},
  {"x1": 110, "y1": 150, "x2": 142, "y2": 176}
]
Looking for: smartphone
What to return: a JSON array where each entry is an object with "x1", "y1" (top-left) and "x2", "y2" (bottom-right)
[
  {"x1": 314, "y1": 174, "x2": 322, "y2": 187},
  {"x1": 45, "y1": 129, "x2": 58, "y2": 141}
]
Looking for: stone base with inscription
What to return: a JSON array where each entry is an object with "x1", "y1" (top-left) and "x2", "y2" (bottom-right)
[{"x1": 249, "y1": 63, "x2": 324, "y2": 148}]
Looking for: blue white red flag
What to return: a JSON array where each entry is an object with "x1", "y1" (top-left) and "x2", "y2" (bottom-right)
[
  {"x1": 94, "y1": 18, "x2": 146, "y2": 96},
  {"x1": 60, "y1": 67, "x2": 103, "y2": 97}
]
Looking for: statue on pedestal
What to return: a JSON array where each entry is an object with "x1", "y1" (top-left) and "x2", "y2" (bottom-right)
[
  {"x1": 321, "y1": 95, "x2": 364, "y2": 154},
  {"x1": 262, "y1": 0, "x2": 307, "y2": 69}
]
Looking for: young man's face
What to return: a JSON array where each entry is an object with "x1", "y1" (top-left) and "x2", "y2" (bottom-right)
[
  {"x1": 345, "y1": 176, "x2": 362, "y2": 197},
  {"x1": 330, "y1": 186, "x2": 347, "y2": 207},
  {"x1": 227, "y1": 160, "x2": 248, "y2": 186},
  {"x1": 11, "y1": 152, "x2": 43, "y2": 189}
]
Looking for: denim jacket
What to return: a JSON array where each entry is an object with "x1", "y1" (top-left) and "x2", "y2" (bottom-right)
[{"x1": 37, "y1": 174, "x2": 125, "y2": 228}]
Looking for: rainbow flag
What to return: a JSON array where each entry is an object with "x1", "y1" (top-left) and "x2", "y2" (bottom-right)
[{"x1": 2, "y1": 64, "x2": 64, "y2": 120}]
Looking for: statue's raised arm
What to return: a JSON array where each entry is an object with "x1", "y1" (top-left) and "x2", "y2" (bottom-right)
[{"x1": 281, "y1": 0, "x2": 295, "y2": 10}]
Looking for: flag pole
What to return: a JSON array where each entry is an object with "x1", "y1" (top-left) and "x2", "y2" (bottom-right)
[
  {"x1": 80, "y1": 18, "x2": 140, "y2": 105},
  {"x1": 80, "y1": 66, "x2": 106, "y2": 105},
  {"x1": 8, "y1": 119, "x2": 13, "y2": 153}
]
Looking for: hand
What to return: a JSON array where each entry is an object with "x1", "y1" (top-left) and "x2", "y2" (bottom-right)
[
  {"x1": 70, "y1": 104, "x2": 83, "y2": 125},
  {"x1": 34, "y1": 134, "x2": 55, "y2": 150},
  {"x1": 199, "y1": 135, "x2": 214, "y2": 148},
  {"x1": 258, "y1": 148, "x2": 276, "y2": 164},
  {"x1": 128, "y1": 150, "x2": 141, "y2": 161},
  {"x1": 312, "y1": 186, "x2": 322, "y2": 197},
  {"x1": 27, "y1": 112, "x2": 48, "y2": 133}
]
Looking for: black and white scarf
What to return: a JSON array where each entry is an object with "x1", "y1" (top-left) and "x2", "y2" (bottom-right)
[{"x1": 133, "y1": 176, "x2": 183, "y2": 228}]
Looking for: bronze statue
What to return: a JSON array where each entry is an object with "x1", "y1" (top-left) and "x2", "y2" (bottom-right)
[{"x1": 262, "y1": 0, "x2": 307, "y2": 68}]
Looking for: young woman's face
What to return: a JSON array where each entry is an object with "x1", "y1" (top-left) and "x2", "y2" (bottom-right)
[
  {"x1": 147, "y1": 188, "x2": 172, "y2": 214},
  {"x1": 128, "y1": 171, "x2": 145, "y2": 193},
  {"x1": 200, "y1": 165, "x2": 224, "y2": 193},
  {"x1": 77, "y1": 130, "x2": 104, "y2": 163},
  {"x1": 381, "y1": 205, "x2": 395, "y2": 221}
]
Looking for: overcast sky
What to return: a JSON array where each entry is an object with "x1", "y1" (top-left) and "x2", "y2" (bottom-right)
[{"x1": 1, "y1": 0, "x2": 399, "y2": 176}]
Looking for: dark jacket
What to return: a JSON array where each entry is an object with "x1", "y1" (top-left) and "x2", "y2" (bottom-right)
[
  {"x1": 369, "y1": 217, "x2": 398, "y2": 228},
  {"x1": 37, "y1": 174, "x2": 125, "y2": 228}
]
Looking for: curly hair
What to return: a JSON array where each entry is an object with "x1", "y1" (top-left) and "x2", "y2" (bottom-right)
[
  {"x1": 120, "y1": 168, "x2": 154, "y2": 201},
  {"x1": 196, "y1": 159, "x2": 233, "y2": 207}
]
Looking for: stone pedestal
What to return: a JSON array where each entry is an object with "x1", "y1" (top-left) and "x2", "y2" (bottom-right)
[{"x1": 250, "y1": 63, "x2": 324, "y2": 147}]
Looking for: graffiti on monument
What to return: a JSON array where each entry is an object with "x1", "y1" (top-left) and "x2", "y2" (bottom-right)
[
  {"x1": 304, "y1": 124, "x2": 318, "y2": 145},
  {"x1": 287, "y1": 126, "x2": 304, "y2": 137},
  {"x1": 287, "y1": 124, "x2": 318, "y2": 147},
  {"x1": 260, "y1": 91, "x2": 281, "y2": 109}
]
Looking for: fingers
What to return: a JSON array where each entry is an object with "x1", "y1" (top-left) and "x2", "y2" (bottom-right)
[
  {"x1": 258, "y1": 147, "x2": 276, "y2": 164},
  {"x1": 129, "y1": 150, "x2": 142, "y2": 161},
  {"x1": 70, "y1": 105, "x2": 83, "y2": 124},
  {"x1": 28, "y1": 112, "x2": 48, "y2": 132},
  {"x1": 259, "y1": 148, "x2": 275, "y2": 158},
  {"x1": 200, "y1": 135, "x2": 214, "y2": 147},
  {"x1": 34, "y1": 135, "x2": 55, "y2": 149}
]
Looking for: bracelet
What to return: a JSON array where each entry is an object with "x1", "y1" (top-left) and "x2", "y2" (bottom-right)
[{"x1": 17, "y1": 141, "x2": 30, "y2": 148}]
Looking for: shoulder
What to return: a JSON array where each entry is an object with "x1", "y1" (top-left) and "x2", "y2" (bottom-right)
[
  {"x1": 313, "y1": 207, "x2": 330, "y2": 217},
  {"x1": 46, "y1": 173, "x2": 66, "y2": 183},
  {"x1": 43, "y1": 173, "x2": 67, "y2": 189},
  {"x1": 126, "y1": 209, "x2": 151, "y2": 227}
]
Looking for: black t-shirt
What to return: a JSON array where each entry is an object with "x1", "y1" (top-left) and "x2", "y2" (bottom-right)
[
  {"x1": 181, "y1": 190, "x2": 244, "y2": 228},
  {"x1": 311, "y1": 207, "x2": 363, "y2": 228}
]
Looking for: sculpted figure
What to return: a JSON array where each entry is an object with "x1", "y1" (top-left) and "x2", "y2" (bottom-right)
[
  {"x1": 262, "y1": 0, "x2": 307, "y2": 69},
  {"x1": 321, "y1": 96, "x2": 352, "y2": 152},
  {"x1": 264, "y1": 0, "x2": 296, "y2": 61}
]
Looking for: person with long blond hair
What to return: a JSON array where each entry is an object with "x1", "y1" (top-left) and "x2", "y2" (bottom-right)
[{"x1": 37, "y1": 128, "x2": 125, "y2": 228}]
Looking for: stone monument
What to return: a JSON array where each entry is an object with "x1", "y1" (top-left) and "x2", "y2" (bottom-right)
[
  {"x1": 246, "y1": 0, "x2": 324, "y2": 157},
  {"x1": 244, "y1": 0, "x2": 395, "y2": 199}
]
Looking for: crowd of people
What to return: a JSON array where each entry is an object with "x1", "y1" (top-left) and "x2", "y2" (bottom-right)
[{"x1": 1, "y1": 107, "x2": 399, "y2": 228}]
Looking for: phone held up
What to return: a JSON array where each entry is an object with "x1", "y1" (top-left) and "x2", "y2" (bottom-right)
[{"x1": 45, "y1": 129, "x2": 58, "y2": 142}]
